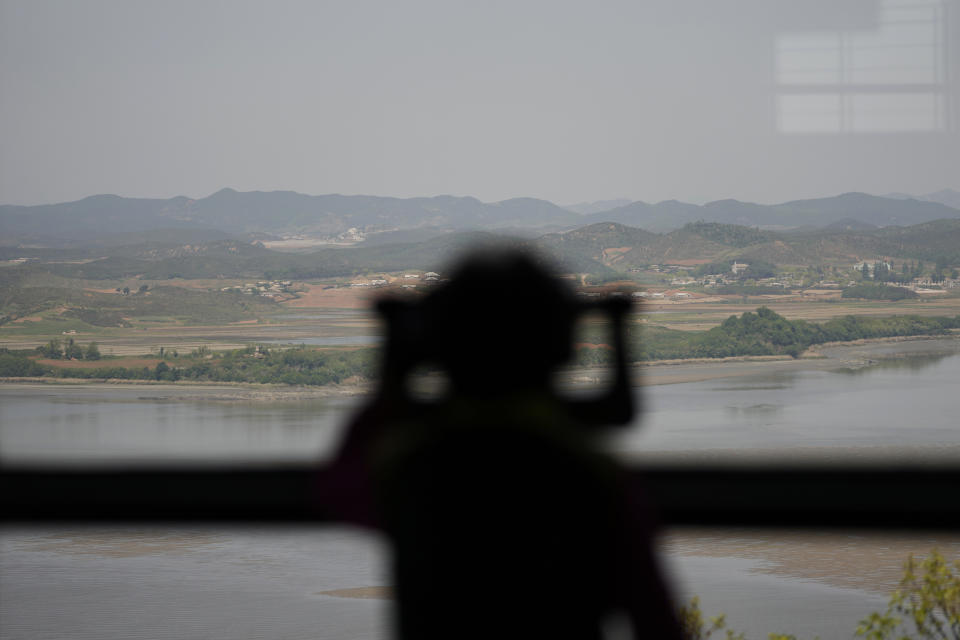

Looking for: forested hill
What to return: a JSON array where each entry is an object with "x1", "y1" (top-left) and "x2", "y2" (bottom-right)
[
  {"x1": 5, "y1": 217, "x2": 960, "y2": 282},
  {"x1": 534, "y1": 219, "x2": 960, "y2": 270},
  {"x1": 2, "y1": 189, "x2": 958, "y2": 245}
]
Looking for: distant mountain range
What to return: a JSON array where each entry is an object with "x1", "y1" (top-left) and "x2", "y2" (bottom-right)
[
  {"x1": 884, "y1": 189, "x2": 960, "y2": 210},
  {"x1": 577, "y1": 191, "x2": 960, "y2": 231},
  {"x1": 2, "y1": 188, "x2": 958, "y2": 246}
]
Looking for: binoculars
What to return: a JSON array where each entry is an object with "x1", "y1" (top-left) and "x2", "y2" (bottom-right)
[{"x1": 375, "y1": 293, "x2": 636, "y2": 428}]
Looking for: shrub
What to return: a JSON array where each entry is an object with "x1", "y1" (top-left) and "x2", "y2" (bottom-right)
[{"x1": 856, "y1": 549, "x2": 960, "y2": 640}]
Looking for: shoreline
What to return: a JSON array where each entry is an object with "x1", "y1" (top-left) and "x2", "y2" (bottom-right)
[
  {"x1": 660, "y1": 528, "x2": 960, "y2": 596},
  {"x1": 3, "y1": 334, "x2": 958, "y2": 398},
  {"x1": 303, "y1": 528, "x2": 960, "y2": 601},
  {"x1": 0, "y1": 378, "x2": 370, "y2": 401},
  {"x1": 617, "y1": 334, "x2": 959, "y2": 386}
]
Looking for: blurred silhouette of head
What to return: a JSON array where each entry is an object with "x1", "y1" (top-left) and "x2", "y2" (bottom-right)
[{"x1": 423, "y1": 248, "x2": 576, "y2": 395}]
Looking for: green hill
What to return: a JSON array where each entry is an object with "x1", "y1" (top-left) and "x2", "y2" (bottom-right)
[{"x1": 6, "y1": 217, "x2": 960, "y2": 285}]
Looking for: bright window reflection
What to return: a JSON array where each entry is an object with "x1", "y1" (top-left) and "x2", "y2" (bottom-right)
[{"x1": 776, "y1": 0, "x2": 950, "y2": 133}]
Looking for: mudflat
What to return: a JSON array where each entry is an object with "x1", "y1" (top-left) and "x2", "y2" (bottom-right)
[{"x1": 661, "y1": 528, "x2": 960, "y2": 595}]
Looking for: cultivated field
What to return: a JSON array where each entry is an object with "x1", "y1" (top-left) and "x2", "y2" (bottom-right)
[{"x1": 2, "y1": 276, "x2": 958, "y2": 358}]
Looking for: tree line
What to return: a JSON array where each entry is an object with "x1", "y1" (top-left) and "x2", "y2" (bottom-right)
[
  {"x1": 0, "y1": 344, "x2": 376, "y2": 385},
  {"x1": 36, "y1": 338, "x2": 101, "y2": 360},
  {"x1": 575, "y1": 307, "x2": 960, "y2": 364}
]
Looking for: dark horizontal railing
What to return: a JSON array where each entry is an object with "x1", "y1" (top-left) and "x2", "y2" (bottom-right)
[{"x1": 3, "y1": 464, "x2": 958, "y2": 529}]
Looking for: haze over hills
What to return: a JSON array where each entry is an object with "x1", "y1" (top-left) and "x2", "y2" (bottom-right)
[
  {"x1": 884, "y1": 188, "x2": 960, "y2": 211},
  {"x1": 1, "y1": 188, "x2": 959, "y2": 246},
  {"x1": 0, "y1": 190, "x2": 579, "y2": 246},
  {"x1": 533, "y1": 219, "x2": 960, "y2": 273},
  {"x1": 5, "y1": 217, "x2": 958, "y2": 283},
  {"x1": 579, "y1": 193, "x2": 960, "y2": 231},
  {"x1": 561, "y1": 199, "x2": 632, "y2": 215}
]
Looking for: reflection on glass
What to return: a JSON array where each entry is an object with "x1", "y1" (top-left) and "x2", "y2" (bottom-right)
[{"x1": 776, "y1": 0, "x2": 951, "y2": 133}]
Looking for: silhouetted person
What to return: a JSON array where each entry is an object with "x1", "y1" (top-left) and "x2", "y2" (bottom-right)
[{"x1": 328, "y1": 249, "x2": 681, "y2": 640}]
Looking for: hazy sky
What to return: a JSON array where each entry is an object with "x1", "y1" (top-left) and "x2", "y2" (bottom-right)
[{"x1": 1, "y1": 0, "x2": 957, "y2": 206}]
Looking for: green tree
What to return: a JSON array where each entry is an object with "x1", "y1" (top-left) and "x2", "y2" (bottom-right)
[
  {"x1": 84, "y1": 342, "x2": 101, "y2": 360},
  {"x1": 680, "y1": 549, "x2": 959, "y2": 640},
  {"x1": 678, "y1": 596, "x2": 745, "y2": 640},
  {"x1": 842, "y1": 283, "x2": 917, "y2": 301},
  {"x1": 856, "y1": 549, "x2": 960, "y2": 640},
  {"x1": 0, "y1": 352, "x2": 48, "y2": 377},
  {"x1": 37, "y1": 338, "x2": 63, "y2": 359},
  {"x1": 64, "y1": 338, "x2": 83, "y2": 360}
]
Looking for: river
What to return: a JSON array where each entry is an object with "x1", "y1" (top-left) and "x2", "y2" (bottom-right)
[{"x1": 2, "y1": 340, "x2": 959, "y2": 639}]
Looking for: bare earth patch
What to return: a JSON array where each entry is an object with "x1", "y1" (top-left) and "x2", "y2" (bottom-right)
[
  {"x1": 284, "y1": 284, "x2": 377, "y2": 309},
  {"x1": 83, "y1": 288, "x2": 122, "y2": 294}
]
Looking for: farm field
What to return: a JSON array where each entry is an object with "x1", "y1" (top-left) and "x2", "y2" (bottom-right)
[
  {"x1": 3, "y1": 275, "x2": 958, "y2": 360},
  {"x1": 640, "y1": 294, "x2": 960, "y2": 330}
]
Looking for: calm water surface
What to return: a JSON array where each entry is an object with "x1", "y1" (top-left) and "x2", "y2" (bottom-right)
[
  {"x1": 2, "y1": 349, "x2": 958, "y2": 639},
  {"x1": 0, "y1": 387, "x2": 355, "y2": 465},
  {"x1": 619, "y1": 352, "x2": 960, "y2": 457},
  {"x1": 3, "y1": 350, "x2": 957, "y2": 464}
]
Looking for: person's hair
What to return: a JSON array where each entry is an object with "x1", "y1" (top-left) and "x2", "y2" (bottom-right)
[{"x1": 425, "y1": 249, "x2": 576, "y2": 392}]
